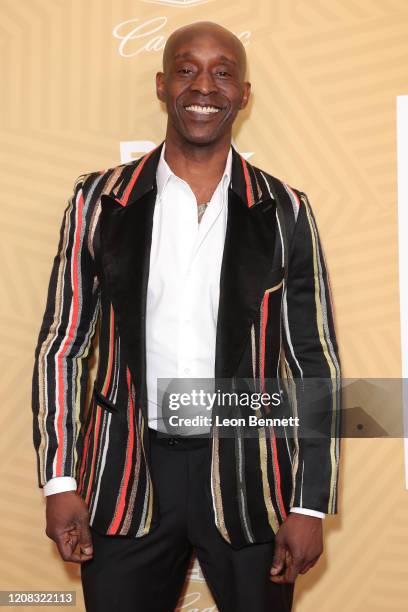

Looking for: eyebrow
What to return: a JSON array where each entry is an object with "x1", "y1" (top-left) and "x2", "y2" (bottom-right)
[{"x1": 173, "y1": 52, "x2": 237, "y2": 66}]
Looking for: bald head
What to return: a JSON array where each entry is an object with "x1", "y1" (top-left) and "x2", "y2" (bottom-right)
[
  {"x1": 163, "y1": 21, "x2": 247, "y2": 80},
  {"x1": 156, "y1": 20, "x2": 251, "y2": 148}
]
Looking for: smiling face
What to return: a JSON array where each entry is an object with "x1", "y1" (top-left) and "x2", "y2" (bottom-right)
[{"x1": 156, "y1": 23, "x2": 251, "y2": 147}]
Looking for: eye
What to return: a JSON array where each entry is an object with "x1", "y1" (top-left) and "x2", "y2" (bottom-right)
[
  {"x1": 178, "y1": 67, "x2": 193, "y2": 75},
  {"x1": 215, "y1": 71, "x2": 230, "y2": 78}
]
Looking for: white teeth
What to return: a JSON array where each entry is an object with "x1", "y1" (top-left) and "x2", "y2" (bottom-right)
[{"x1": 185, "y1": 105, "x2": 221, "y2": 114}]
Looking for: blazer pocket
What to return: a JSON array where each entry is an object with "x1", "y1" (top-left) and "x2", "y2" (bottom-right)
[
  {"x1": 264, "y1": 266, "x2": 284, "y2": 293},
  {"x1": 93, "y1": 383, "x2": 119, "y2": 414}
]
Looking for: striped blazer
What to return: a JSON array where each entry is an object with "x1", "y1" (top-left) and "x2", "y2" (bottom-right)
[{"x1": 32, "y1": 141, "x2": 341, "y2": 549}]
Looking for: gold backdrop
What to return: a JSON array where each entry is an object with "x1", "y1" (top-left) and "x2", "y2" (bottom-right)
[{"x1": 0, "y1": 0, "x2": 407, "y2": 610}]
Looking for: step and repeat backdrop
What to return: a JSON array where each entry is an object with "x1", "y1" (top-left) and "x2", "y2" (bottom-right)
[{"x1": 0, "y1": 0, "x2": 407, "y2": 610}]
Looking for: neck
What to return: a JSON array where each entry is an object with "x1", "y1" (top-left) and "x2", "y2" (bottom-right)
[{"x1": 163, "y1": 132, "x2": 231, "y2": 189}]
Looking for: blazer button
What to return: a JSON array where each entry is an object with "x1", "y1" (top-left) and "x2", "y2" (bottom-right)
[{"x1": 168, "y1": 437, "x2": 178, "y2": 445}]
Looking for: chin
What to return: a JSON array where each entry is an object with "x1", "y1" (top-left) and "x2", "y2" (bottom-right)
[{"x1": 180, "y1": 129, "x2": 222, "y2": 147}]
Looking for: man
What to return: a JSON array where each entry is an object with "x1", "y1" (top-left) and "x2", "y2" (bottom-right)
[{"x1": 32, "y1": 21, "x2": 341, "y2": 612}]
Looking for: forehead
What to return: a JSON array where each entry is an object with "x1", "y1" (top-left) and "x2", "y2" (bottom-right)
[{"x1": 169, "y1": 31, "x2": 241, "y2": 65}]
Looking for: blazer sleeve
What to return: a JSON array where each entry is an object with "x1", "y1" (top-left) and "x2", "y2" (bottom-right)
[
  {"x1": 31, "y1": 174, "x2": 101, "y2": 488},
  {"x1": 282, "y1": 191, "x2": 341, "y2": 514}
]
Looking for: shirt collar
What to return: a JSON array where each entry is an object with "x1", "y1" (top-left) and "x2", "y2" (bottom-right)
[{"x1": 156, "y1": 141, "x2": 233, "y2": 201}]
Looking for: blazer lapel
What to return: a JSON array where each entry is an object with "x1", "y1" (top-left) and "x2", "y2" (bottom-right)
[
  {"x1": 99, "y1": 143, "x2": 164, "y2": 406},
  {"x1": 215, "y1": 148, "x2": 277, "y2": 379}
]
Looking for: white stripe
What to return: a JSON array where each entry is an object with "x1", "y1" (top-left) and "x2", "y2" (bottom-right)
[
  {"x1": 300, "y1": 460, "x2": 304, "y2": 507},
  {"x1": 90, "y1": 413, "x2": 111, "y2": 522},
  {"x1": 236, "y1": 435, "x2": 254, "y2": 543},
  {"x1": 259, "y1": 171, "x2": 275, "y2": 200},
  {"x1": 283, "y1": 183, "x2": 301, "y2": 221},
  {"x1": 250, "y1": 324, "x2": 256, "y2": 382}
]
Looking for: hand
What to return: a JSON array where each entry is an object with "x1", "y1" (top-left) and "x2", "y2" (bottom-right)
[
  {"x1": 270, "y1": 513, "x2": 323, "y2": 583},
  {"x1": 45, "y1": 491, "x2": 93, "y2": 563}
]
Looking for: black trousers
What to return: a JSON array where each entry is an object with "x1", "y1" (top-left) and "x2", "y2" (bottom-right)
[{"x1": 81, "y1": 428, "x2": 294, "y2": 612}]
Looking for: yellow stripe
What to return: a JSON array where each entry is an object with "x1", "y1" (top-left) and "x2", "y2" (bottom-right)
[
  {"x1": 283, "y1": 360, "x2": 300, "y2": 508},
  {"x1": 138, "y1": 415, "x2": 154, "y2": 535},
  {"x1": 264, "y1": 279, "x2": 283, "y2": 294},
  {"x1": 302, "y1": 196, "x2": 339, "y2": 511},
  {"x1": 211, "y1": 429, "x2": 230, "y2": 542},
  {"x1": 257, "y1": 422, "x2": 280, "y2": 532}
]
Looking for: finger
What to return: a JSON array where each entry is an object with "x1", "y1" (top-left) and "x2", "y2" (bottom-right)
[
  {"x1": 284, "y1": 558, "x2": 301, "y2": 583},
  {"x1": 78, "y1": 520, "x2": 93, "y2": 558},
  {"x1": 55, "y1": 534, "x2": 83, "y2": 564},
  {"x1": 270, "y1": 540, "x2": 286, "y2": 576},
  {"x1": 270, "y1": 550, "x2": 292, "y2": 584},
  {"x1": 299, "y1": 557, "x2": 319, "y2": 574},
  {"x1": 54, "y1": 529, "x2": 93, "y2": 564},
  {"x1": 67, "y1": 532, "x2": 79, "y2": 553},
  {"x1": 67, "y1": 531, "x2": 93, "y2": 562},
  {"x1": 271, "y1": 552, "x2": 300, "y2": 584}
]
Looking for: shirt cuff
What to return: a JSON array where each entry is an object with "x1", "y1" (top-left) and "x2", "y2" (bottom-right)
[
  {"x1": 43, "y1": 477, "x2": 77, "y2": 497},
  {"x1": 290, "y1": 507, "x2": 326, "y2": 519}
]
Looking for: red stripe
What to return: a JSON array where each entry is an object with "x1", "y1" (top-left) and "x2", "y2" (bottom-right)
[
  {"x1": 85, "y1": 406, "x2": 102, "y2": 505},
  {"x1": 121, "y1": 146, "x2": 159, "y2": 206},
  {"x1": 270, "y1": 427, "x2": 287, "y2": 520},
  {"x1": 107, "y1": 368, "x2": 135, "y2": 533},
  {"x1": 102, "y1": 306, "x2": 115, "y2": 395},
  {"x1": 77, "y1": 401, "x2": 96, "y2": 494},
  {"x1": 240, "y1": 157, "x2": 254, "y2": 207},
  {"x1": 55, "y1": 191, "x2": 84, "y2": 475}
]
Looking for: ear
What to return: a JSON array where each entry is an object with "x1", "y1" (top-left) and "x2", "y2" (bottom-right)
[
  {"x1": 156, "y1": 72, "x2": 166, "y2": 102},
  {"x1": 239, "y1": 81, "x2": 251, "y2": 110}
]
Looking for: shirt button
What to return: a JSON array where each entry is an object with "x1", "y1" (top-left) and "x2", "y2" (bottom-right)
[{"x1": 184, "y1": 367, "x2": 191, "y2": 375}]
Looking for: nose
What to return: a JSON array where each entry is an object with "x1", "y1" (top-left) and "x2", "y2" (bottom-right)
[{"x1": 191, "y1": 70, "x2": 217, "y2": 95}]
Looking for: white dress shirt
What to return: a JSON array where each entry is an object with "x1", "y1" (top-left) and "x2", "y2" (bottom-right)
[
  {"x1": 145, "y1": 143, "x2": 231, "y2": 432},
  {"x1": 43, "y1": 144, "x2": 324, "y2": 518}
]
